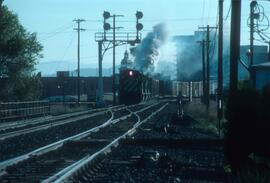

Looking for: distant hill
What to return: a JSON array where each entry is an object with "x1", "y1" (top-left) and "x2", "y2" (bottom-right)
[{"x1": 35, "y1": 61, "x2": 120, "y2": 77}]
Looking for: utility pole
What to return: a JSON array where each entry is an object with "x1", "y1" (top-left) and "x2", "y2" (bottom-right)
[
  {"x1": 197, "y1": 40, "x2": 206, "y2": 104},
  {"x1": 199, "y1": 25, "x2": 217, "y2": 112},
  {"x1": 218, "y1": 0, "x2": 223, "y2": 137},
  {"x1": 73, "y1": 19, "x2": 85, "y2": 105},
  {"x1": 250, "y1": 1, "x2": 259, "y2": 88},
  {"x1": 112, "y1": 15, "x2": 116, "y2": 106},
  {"x1": 206, "y1": 25, "x2": 210, "y2": 111},
  {"x1": 250, "y1": 1, "x2": 255, "y2": 67},
  {"x1": 230, "y1": 0, "x2": 241, "y2": 94}
]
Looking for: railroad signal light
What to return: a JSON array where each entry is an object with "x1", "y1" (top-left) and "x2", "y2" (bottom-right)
[
  {"x1": 136, "y1": 23, "x2": 143, "y2": 31},
  {"x1": 135, "y1": 11, "x2": 143, "y2": 31},
  {"x1": 103, "y1": 11, "x2": 111, "y2": 19},
  {"x1": 103, "y1": 23, "x2": 111, "y2": 31},
  {"x1": 135, "y1": 11, "x2": 143, "y2": 42},
  {"x1": 136, "y1": 11, "x2": 143, "y2": 19},
  {"x1": 129, "y1": 70, "x2": 133, "y2": 76},
  {"x1": 103, "y1": 11, "x2": 111, "y2": 40},
  {"x1": 103, "y1": 11, "x2": 111, "y2": 32}
]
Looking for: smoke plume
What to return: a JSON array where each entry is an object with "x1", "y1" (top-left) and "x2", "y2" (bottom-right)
[{"x1": 131, "y1": 23, "x2": 168, "y2": 75}]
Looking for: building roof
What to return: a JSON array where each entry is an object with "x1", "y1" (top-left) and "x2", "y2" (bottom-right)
[{"x1": 252, "y1": 62, "x2": 270, "y2": 70}]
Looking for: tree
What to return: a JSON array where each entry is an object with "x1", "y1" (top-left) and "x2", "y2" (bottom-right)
[{"x1": 0, "y1": 5, "x2": 43, "y2": 101}]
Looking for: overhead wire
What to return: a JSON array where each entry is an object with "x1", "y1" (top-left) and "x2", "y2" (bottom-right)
[
  {"x1": 224, "y1": 2, "x2": 231, "y2": 22},
  {"x1": 39, "y1": 24, "x2": 74, "y2": 41},
  {"x1": 209, "y1": 3, "x2": 219, "y2": 62},
  {"x1": 201, "y1": 0, "x2": 206, "y2": 25},
  {"x1": 248, "y1": 1, "x2": 270, "y2": 45}
]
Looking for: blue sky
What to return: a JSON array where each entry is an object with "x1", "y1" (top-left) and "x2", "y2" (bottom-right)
[{"x1": 4, "y1": 0, "x2": 270, "y2": 74}]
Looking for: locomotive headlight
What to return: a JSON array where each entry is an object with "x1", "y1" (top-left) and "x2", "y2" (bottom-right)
[{"x1": 129, "y1": 71, "x2": 133, "y2": 76}]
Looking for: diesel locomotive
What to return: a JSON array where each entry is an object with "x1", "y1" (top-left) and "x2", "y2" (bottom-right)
[{"x1": 118, "y1": 69, "x2": 171, "y2": 105}]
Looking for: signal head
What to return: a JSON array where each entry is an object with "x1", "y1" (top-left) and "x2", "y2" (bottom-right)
[
  {"x1": 103, "y1": 22, "x2": 111, "y2": 30},
  {"x1": 136, "y1": 11, "x2": 143, "y2": 19},
  {"x1": 136, "y1": 23, "x2": 143, "y2": 31},
  {"x1": 103, "y1": 11, "x2": 111, "y2": 19}
]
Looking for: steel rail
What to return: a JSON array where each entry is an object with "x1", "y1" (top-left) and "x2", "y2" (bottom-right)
[
  {"x1": 45, "y1": 102, "x2": 168, "y2": 183},
  {"x1": 0, "y1": 103, "x2": 151, "y2": 176},
  {"x1": 0, "y1": 104, "x2": 124, "y2": 131},
  {"x1": 0, "y1": 105, "x2": 126, "y2": 140}
]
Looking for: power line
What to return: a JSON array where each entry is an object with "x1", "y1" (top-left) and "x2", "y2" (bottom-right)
[
  {"x1": 39, "y1": 24, "x2": 74, "y2": 41},
  {"x1": 41, "y1": 22, "x2": 74, "y2": 34},
  {"x1": 55, "y1": 32, "x2": 76, "y2": 72},
  {"x1": 44, "y1": 52, "x2": 124, "y2": 63},
  {"x1": 207, "y1": 0, "x2": 212, "y2": 24},
  {"x1": 224, "y1": 3, "x2": 231, "y2": 22},
  {"x1": 201, "y1": 0, "x2": 206, "y2": 25}
]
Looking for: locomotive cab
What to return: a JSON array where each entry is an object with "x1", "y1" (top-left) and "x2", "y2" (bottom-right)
[{"x1": 118, "y1": 69, "x2": 143, "y2": 105}]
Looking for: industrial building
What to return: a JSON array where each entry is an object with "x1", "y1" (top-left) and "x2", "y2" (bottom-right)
[
  {"x1": 252, "y1": 62, "x2": 270, "y2": 89},
  {"x1": 239, "y1": 45, "x2": 269, "y2": 80}
]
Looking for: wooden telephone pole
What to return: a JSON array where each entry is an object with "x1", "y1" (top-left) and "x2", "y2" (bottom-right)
[
  {"x1": 73, "y1": 19, "x2": 85, "y2": 104},
  {"x1": 199, "y1": 25, "x2": 217, "y2": 112}
]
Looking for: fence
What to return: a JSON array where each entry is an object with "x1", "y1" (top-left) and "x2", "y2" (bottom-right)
[{"x1": 0, "y1": 100, "x2": 50, "y2": 122}]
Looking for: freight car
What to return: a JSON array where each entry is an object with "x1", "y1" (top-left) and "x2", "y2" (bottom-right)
[
  {"x1": 172, "y1": 81, "x2": 216, "y2": 100},
  {"x1": 118, "y1": 69, "x2": 217, "y2": 105},
  {"x1": 159, "y1": 80, "x2": 173, "y2": 96}
]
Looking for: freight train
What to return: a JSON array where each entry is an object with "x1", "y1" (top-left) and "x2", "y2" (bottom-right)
[{"x1": 118, "y1": 68, "x2": 217, "y2": 105}]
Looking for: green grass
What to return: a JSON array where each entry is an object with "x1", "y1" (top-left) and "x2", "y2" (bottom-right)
[{"x1": 184, "y1": 99, "x2": 223, "y2": 136}]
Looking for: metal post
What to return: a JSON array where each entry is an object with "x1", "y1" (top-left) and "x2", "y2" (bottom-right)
[
  {"x1": 113, "y1": 15, "x2": 116, "y2": 105},
  {"x1": 136, "y1": 14, "x2": 139, "y2": 41},
  {"x1": 62, "y1": 81, "x2": 65, "y2": 105},
  {"x1": 96, "y1": 12, "x2": 141, "y2": 106},
  {"x1": 230, "y1": 0, "x2": 241, "y2": 94},
  {"x1": 189, "y1": 81, "x2": 193, "y2": 102},
  {"x1": 218, "y1": 0, "x2": 224, "y2": 135},
  {"x1": 97, "y1": 41, "x2": 104, "y2": 106}
]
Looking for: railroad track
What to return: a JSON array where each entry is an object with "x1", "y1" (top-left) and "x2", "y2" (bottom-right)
[
  {"x1": 65, "y1": 102, "x2": 225, "y2": 183},
  {"x1": 0, "y1": 105, "x2": 123, "y2": 137},
  {"x1": 0, "y1": 101, "x2": 168, "y2": 182},
  {"x1": 0, "y1": 105, "x2": 127, "y2": 162}
]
